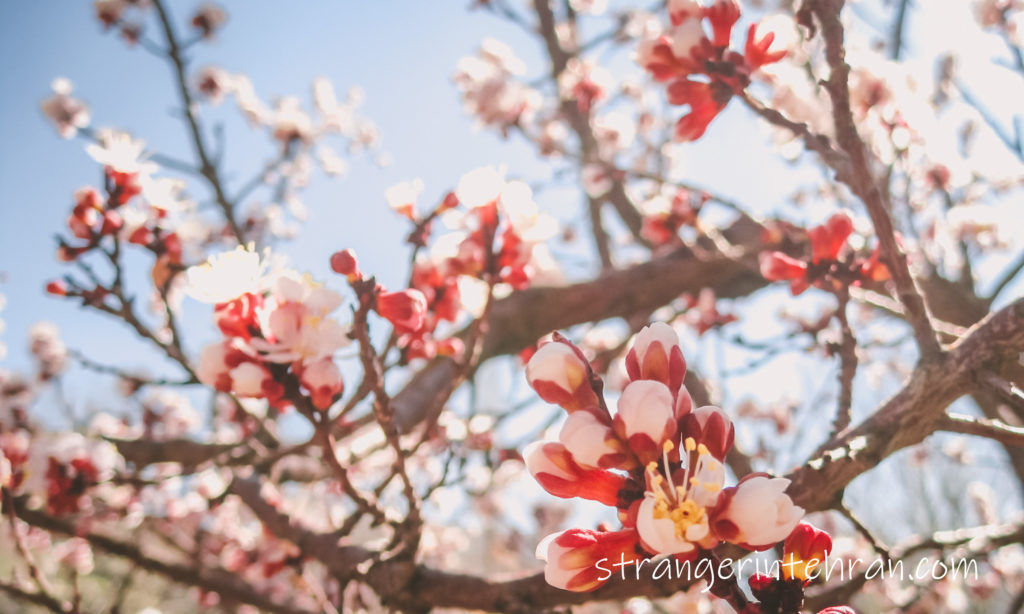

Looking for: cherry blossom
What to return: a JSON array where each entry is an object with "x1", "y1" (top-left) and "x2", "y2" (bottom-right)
[
  {"x1": 40, "y1": 78, "x2": 90, "y2": 139},
  {"x1": 527, "y1": 324, "x2": 803, "y2": 592}
]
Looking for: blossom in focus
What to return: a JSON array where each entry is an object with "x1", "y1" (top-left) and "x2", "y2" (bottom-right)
[
  {"x1": 782, "y1": 522, "x2": 833, "y2": 581},
  {"x1": 41, "y1": 78, "x2": 90, "y2": 139},
  {"x1": 526, "y1": 338, "x2": 599, "y2": 412},
  {"x1": 536, "y1": 528, "x2": 639, "y2": 592},
  {"x1": 525, "y1": 324, "x2": 803, "y2": 591},
  {"x1": 711, "y1": 474, "x2": 804, "y2": 550},
  {"x1": 523, "y1": 440, "x2": 627, "y2": 506},
  {"x1": 251, "y1": 274, "x2": 349, "y2": 364}
]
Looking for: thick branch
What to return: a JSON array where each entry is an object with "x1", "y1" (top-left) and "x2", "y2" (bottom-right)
[
  {"x1": 393, "y1": 220, "x2": 768, "y2": 431},
  {"x1": 938, "y1": 412, "x2": 1024, "y2": 448},
  {"x1": 14, "y1": 502, "x2": 318, "y2": 614},
  {"x1": 808, "y1": 0, "x2": 941, "y2": 358},
  {"x1": 785, "y1": 296, "x2": 1024, "y2": 513}
]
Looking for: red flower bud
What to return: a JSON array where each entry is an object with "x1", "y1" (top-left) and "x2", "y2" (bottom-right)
[
  {"x1": 524, "y1": 441, "x2": 627, "y2": 506},
  {"x1": 46, "y1": 281, "x2": 68, "y2": 296},
  {"x1": 330, "y1": 249, "x2": 361, "y2": 281},
  {"x1": 536, "y1": 528, "x2": 641, "y2": 592},
  {"x1": 782, "y1": 522, "x2": 833, "y2": 581}
]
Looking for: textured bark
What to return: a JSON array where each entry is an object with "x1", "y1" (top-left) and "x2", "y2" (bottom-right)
[{"x1": 393, "y1": 218, "x2": 768, "y2": 432}]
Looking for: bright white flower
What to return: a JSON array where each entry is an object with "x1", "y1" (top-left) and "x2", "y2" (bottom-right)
[
  {"x1": 499, "y1": 181, "x2": 558, "y2": 242},
  {"x1": 385, "y1": 178, "x2": 425, "y2": 215},
  {"x1": 86, "y1": 131, "x2": 156, "y2": 177},
  {"x1": 615, "y1": 380, "x2": 675, "y2": 443},
  {"x1": 716, "y1": 475, "x2": 803, "y2": 549},
  {"x1": 455, "y1": 165, "x2": 506, "y2": 208},
  {"x1": 141, "y1": 177, "x2": 192, "y2": 214},
  {"x1": 636, "y1": 438, "x2": 723, "y2": 555},
  {"x1": 185, "y1": 246, "x2": 283, "y2": 304},
  {"x1": 558, "y1": 410, "x2": 618, "y2": 469}
]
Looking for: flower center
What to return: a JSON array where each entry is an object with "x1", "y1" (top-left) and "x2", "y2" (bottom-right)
[{"x1": 646, "y1": 438, "x2": 720, "y2": 541}]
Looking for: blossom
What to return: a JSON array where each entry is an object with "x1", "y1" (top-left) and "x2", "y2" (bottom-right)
[
  {"x1": 86, "y1": 130, "x2": 156, "y2": 179},
  {"x1": 454, "y1": 165, "x2": 505, "y2": 209},
  {"x1": 536, "y1": 528, "x2": 640, "y2": 592},
  {"x1": 191, "y1": 3, "x2": 227, "y2": 38},
  {"x1": 638, "y1": 0, "x2": 789, "y2": 141},
  {"x1": 185, "y1": 246, "x2": 282, "y2": 305},
  {"x1": 29, "y1": 322, "x2": 68, "y2": 381},
  {"x1": 760, "y1": 251, "x2": 809, "y2": 295},
  {"x1": 525, "y1": 338, "x2": 599, "y2": 412},
  {"x1": 558, "y1": 409, "x2": 625, "y2": 470},
  {"x1": 625, "y1": 322, "x2": 687, "y2": 398},
  {"x1": 329, "y1": 249, "x2": 362, "y2": 281},
  {"x1": 40, "y1": 78, "x2": 90, "y2": 139},
  {"x1": 270, "y1": 97, "x2": 314, "y2": 145},
  {"x1": 762, "y1": 209, "x2": 890, "y2": 296},
  {"x1": 523, "y1": 441, "x2": 627, "y2": 506},
  {"x1": 636, "y1": 439, "x2": 723, "y2": 555},
  {"x1": 783, "y1": 522, "x2": 833, "y2": 581},
  {"x1": 252, "y1": 274, "x2": 349, "y2": 364},
  {"x1": 297, "y1": 358, "x2": 344, "y2": 410},
  {"x1": 711, "y1": 474, "x2": 804, "y2": 550},
  {"x1": 526, "y1": 324, "x2": 804, "y2": 590},
  {"x1": 613, "y1": 380, "x2": 677, "y2": 464},
  {"x1": 557, "y1": 58, "x2": 613, "y2": 114},
  {"x1": 376, "y1": 289, "x2": 428, "y2": 334},
  {"x1": 454, "y1": 39, "x2": 539, "y2": 132},
  {"x1": 196, "y1": 65, "x2": 232, "y2": 104},
  {"x1": 808, "y1": 211, "x2": 854, "y2": 264},
  {"x1": 93, "y1": 0, "x2": 125, "y2": 28},
  {"x1": 385, "y1": 179, "x2": 424, "y2": 219}
]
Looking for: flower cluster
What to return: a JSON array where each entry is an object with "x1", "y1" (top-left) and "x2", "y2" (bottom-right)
[
  {"x1": 188, "y1": 247, "x2": 347, "y2": 412},
  {"x1": 641, "y1": 186, "x2": 707, "y2": 246},
  {"x1": 1, "y1": 431, "x2": 121, "y2": 516},
  {"x1": 759, "y1": 210, "x2": 890, "y2": 295},
  {"x1": 454, "y1": 39, "x2": 541, "y2": 134},
  {"x1": 525, "y1": 323, "x2": 804, "y2": 592},
  {"x1": 637, "y1": 0, "x2": 788, "y2": 141},
  {"x1": 45, "y1": 131, "x2": 200, "y2": 302},
  {"x1": 375, "y1": 166, "x2": 557, "y2": 361}
]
